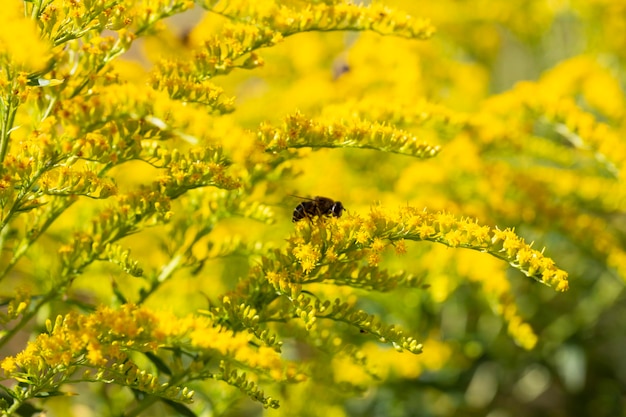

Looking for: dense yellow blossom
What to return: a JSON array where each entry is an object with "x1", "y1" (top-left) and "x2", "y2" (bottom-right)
[
  {"x1": 1, "y1": 0, "x2": 622, "y2": 415},
  {"x1": 322, "y1": 208, "x2": 570, "y2": 291},
  {"x1": 1, "y1": 304, "x2": 289, "y2": 405},
  {"x1": 0, "y1": 3, "x2": 51, "y2": 72}
]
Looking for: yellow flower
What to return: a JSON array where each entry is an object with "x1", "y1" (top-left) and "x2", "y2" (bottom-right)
[
  {"x1": 367, "y1": 251, "x2": 381, "y2": 266},
  {"x1": 370, "y1": 237, "x2": 386, "y2": 253},
  {"x1": 1, "y1": 357, "x2": 17, "y2": 374},
  {"x1": 293, "y1": 243, "x2": 321, "y2": 273},
  {"x1": 393, "y1": 239, "x2": 407, "y2": 255},
  {"x1": 0, "y1": 3, "x2": 51, "y2": 71},
  {"x1": 87, "y1": 342, "x2": 106, "y2": 366},
  {"x1": 325, "y1": 247, "x2": 339, "y2": 262},
  {"x1": 443, "y1": 229, "x2": 463, "y2": 247},
  {"x1": 416, "y1": 223, "x2": 437, "y2": 239},
  {"x1": 354, "y1": 229, "x2": 371, "y2": 244}
]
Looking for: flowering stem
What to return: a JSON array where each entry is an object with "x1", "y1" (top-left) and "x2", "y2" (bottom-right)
[
  {"x1": 0, "y1": 97, "x2": 18, "y2": 163},
  {"x1": 122, "y1": 370, "x2": 191, "y2": 417},
  {"x1": 2, "y1": 395, "x2": 24, "y2": 417},
  {"x1": 0, "y1": 291, "x2": 58, "y2": 350},
  {"x1": 137, "y1": 253, "x2": 184, "y2": 304},
  {"x1": 69, "y1": 43, "x2": 127, "y2": 99},
  {"x1": 0, "y1": 197, "x2": 75, "y2": 281},
  {"x1": 0, "y1": 156, "x2": 79, "y2": 281}
]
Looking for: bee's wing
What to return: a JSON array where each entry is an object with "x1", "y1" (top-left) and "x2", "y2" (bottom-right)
[{"x1": 289, "y1": 194, "x2": 316, "y2": 201}]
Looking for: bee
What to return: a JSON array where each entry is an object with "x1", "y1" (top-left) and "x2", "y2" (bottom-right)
[{"x1": 292, "y1": 196, "x2": 345, "y2": 222}]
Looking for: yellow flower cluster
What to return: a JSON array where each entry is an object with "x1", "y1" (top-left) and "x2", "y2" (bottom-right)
[
  {"x1": 204, "y1": 0, "x2": 436, "y2": 40},
  {"x1": 1, "y1": 304, "x2": 290, "y2": 401},
  {"x1": 321, "y1": 97, "x2": 468, "y2": 133},
  {"x1": 259, "y1": 111, "x2": 442, "y2": 158},
  {"x1": 460, "y1": 66, "x2": 626, "y2": 284},
  {"x1": 0, "y1": 287, "x2": 31, "y2": 322},
  {"x1": 293, "y1": 242, "x2": 321, "y2": 274},
  {"x1": 33, "y1": 0, "x2": 128, "y2": 44},
  {"x1": 540, "y1": 55, "x2": 624, "y2": 121},
  {"x1": 150, "y1": 60, "x2": 236, "y2": 111},
  {"x1": 288, "y1": 207, "x2": 568, "y2": 291},
  {"x1": 356, "y1": 336, "x2": 452, "y2": 382},
  {"x1": 189, "y1": 24, "x2": 279, "y2": 78},
  {"x1": 0, "y1": 3, "x2": 51, "y2": 72},
  {"x1": 456, "y1": 250, "x2": 539, "y2": 349},
  {"x1": 480, "y1": 80, "x2": 626, "y2": 177},
  {"x1": 246, "y1": 205, "x2": 565, "y2": 361}
]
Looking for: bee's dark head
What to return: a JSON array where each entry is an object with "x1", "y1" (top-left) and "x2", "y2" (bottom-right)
[{"x1": 331, "y1": 201, "x2": 344, "y2": 218}]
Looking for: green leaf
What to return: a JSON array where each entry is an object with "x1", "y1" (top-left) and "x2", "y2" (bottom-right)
[
  {"x1": 163, "y1": 398, "x2": 198, "y2": 417},
  {"x1": 33, "y1": 390, "x2": 75, "y2": 398},
  {"x1": 143, "y1": 352, "x2": 172, "y2": 376}
]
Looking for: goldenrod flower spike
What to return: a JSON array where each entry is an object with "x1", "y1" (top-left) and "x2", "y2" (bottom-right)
[
  {"x1": 479, "y1": 81, "x2": 626, "y2": 177},
  {"x1": 254, "y1": 209, "x2": 559, "y2": 362},
  {"x1": 165, "y1": 0, "x2": 436, "y2": 86},
  {"x1": 321, "y1": 98, "x2": 469, "y2": 131},
  {"x1": 290, "y1": 207, "x2": 569, "y2": 292},
  {"x1": 259, "y1": 112, "x2": 441, "y2": 158},
  {"x1": 179, "y1": 1, "x2": 434, "y2": 83},
  {"x1": 149, "y1": 64, "x2": 236, "y2": 112},
  {"x1": 0, "y1": 304, "x2": 290, "y2": 409},
  {"x1": 396, "y1": 208, "x2": 568, "y2": 291},
  {"x1": 257, "y1": 206, "x2": 566, "y2": 356},
  {"x1": 203, "y1": 1, "x2": 436, "y2": 40}
]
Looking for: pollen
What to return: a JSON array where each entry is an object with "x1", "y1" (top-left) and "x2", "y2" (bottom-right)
[
  {"x1": 293, "y1": 243, "x2": 321, "y2": 273},
  {"x1": 355, "y1": 229, "x2": 371, "y2": 245}
]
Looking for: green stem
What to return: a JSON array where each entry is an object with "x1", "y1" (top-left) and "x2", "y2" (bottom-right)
[
  {"x1": 0, "y1": 161, "x2": 110, "y2": 281},
  {"x1": 2, "y1": 396, "x2": 23, "y2": 417},
  {"x1": 0, "y1": 197, "x2": 76, "y2": 281},
  {"x1": 0, "y1": 97, "x2": 18, "y2": 163},
  {"x1": 122, "y1": 370, "x2": 191, "y2": 417},
  {"x1": 138, "y1": 224, "x2": 213, "y2": 304}
]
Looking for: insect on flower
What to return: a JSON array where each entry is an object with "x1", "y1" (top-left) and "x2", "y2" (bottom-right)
[{"x1": 292, "y1": 196, "x2": 345, "y2": 222}]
